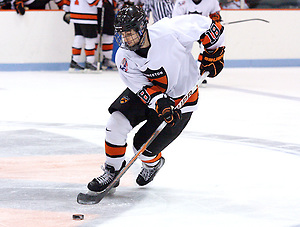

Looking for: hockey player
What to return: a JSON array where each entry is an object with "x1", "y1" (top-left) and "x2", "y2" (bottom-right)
[
  {"x1": 172, "y1": 0, "x2": 221, "y2": 20},
  {"x1": 87, "y1": 5, "x2": 225, "y2": 192},
  {"x1": 10, "y1": 0, "x2": 64, "y2": 15},
  {"x1": 220, "y1": 0, "x2": 249, "y2": 9},
  {"x1": 97, "y1": 0, "x2": 118, "y2": 70},
  {"x1": 172, "y1": 0, "x2": 221, "y2": 85},
  {"x1": 63, "y1": 0, "x2": 102, "y2": 72},
  {"x1": 0, "y1": 0, "x2": 13, "y2": 10}
]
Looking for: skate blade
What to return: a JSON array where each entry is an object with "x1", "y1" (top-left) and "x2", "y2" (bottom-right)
[
  {"x1": 102, "y1": 66, "x2": 117, "y2": 71},
  {"x1": 84, "y1": 69, "x2": 102, "y2": 74},
  {"x1": 68, "y1": 68, "x2": 85, "y2": 73}
]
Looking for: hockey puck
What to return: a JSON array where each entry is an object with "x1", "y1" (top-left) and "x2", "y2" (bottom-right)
[{"x1": 72, "y1": 214, "x2": 84, "y2": 220}]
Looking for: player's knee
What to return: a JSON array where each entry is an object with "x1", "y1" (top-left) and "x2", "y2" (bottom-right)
[
  {"x1": 85, "y1": 37, "x2": 98, "y2": 50},
  {"x1": 133, "y1": 132, "x2": 144, "y2": 152},
  {"x1": 105, "y1": 111, "x2": 132, "y2": 145}
]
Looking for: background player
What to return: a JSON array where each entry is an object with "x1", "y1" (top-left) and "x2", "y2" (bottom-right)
[
  {"x1": 7, "y1": 0, "x2": 64, "y2": 15},
  {"x1": 63, "y1": 0, "x2": 102, "y2": 72},
  {"x1": 143, "y1": 0, "x2": 175, "y2": 23},
  {"x1": 97, "y1": 0, "x2": 119, "y2": 70}
]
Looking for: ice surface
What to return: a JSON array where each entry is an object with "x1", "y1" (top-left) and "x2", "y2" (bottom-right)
[{"x1": 0, "y1": 67, "x2": 300, "y2": 227}]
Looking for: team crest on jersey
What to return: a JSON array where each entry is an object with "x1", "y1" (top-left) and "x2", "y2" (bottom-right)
[
  {"x1": 120, "y1": 58, "x2": 128, "y2": 72},
  {"x1": 120, "y1": 96, "x2": 130, "y2": 104}
]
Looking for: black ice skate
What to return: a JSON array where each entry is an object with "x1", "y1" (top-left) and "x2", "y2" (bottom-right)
[
  {"x1": 69, "y1": 60, "x2": 84, "y2": 72},
  {"x1": 136, "y1": 157, "x2": 165, "y2": 186},
  {"x1": 87, "y1": 161, "x2": 126, "y2": 192},
  {"x1": 102, "y1": 56, "x2": 117, "y2": 70},
  {"x1": 84, "y1": 61, "x2": 99, "y2": 72}
]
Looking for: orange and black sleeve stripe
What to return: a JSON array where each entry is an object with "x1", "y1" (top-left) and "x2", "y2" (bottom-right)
[
  {"x1": 89, "y1": 0, "x2": 101, "y2": 6},
  {"x1": 70, "y1": 12, "x2": 98, "y2": 21},
  {"x1": 200, "y1": 21, "x2": 224, "y2": 49}
]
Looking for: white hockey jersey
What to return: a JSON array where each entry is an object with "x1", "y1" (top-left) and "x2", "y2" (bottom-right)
[
  {"x1": 172, "y1": 0, "x2": 220, "y2": 17},
  {"x1": 64, "y1": 0, "x2": 102, "y2": 25},
  {"x1": 115, "y1": 14, "x2": 225, "y2": 113}
]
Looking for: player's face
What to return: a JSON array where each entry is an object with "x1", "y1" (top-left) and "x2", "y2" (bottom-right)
[{"x1": 122, "y1": 29, "x2": 140, "y2": 48}]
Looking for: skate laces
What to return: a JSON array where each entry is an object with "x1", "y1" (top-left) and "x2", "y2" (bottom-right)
[
  {"x1": 95, "y1": 165, "x2": 115, "y2": 184},
  {"x1": 140, "y1": 163, "x2": 159, "y2": 180}
]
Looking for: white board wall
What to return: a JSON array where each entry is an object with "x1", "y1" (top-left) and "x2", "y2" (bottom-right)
[{"x1": 0, "y1": 9, "x2": 299, "y2": 70}]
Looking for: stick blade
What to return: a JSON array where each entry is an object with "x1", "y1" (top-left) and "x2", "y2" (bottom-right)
[{"x1": 77, "y1": 192, "x2": 105, "y2": 205}]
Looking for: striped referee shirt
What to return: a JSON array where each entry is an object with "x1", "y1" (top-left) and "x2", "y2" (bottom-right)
[{"x1": 143, "y1": 0, "x2": 175, "y2": 23}]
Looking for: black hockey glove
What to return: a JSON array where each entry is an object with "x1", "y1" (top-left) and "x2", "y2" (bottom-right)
[
  {"x1": 155, "y1": 96, "x2": 182, "y2": 127},
  {"x1": 63, "y1": 12, "x2": 71, "y2": 24},
  {"x1": 200, "y1": 46, "x2": 225, "y2": 78},
  {"x1": 14, "y1": 0, "x2": 25, "y2": 15}
]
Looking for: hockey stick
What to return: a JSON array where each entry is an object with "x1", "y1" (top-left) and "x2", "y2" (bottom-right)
[
  {"x1": 97, "y1": 7, "x2": 105, "y2": 71},
  {"x1": 223, "y1": 18, "x2": 270, "y2": 25},
  {"x1": 77, "y1": 71, "x2": 210, "y2": 205}
]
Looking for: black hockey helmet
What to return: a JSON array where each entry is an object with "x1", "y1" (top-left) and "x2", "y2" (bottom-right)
[
  {"x1": 114, "y1": 5, "x2": 147, "y2": 51},
  {"x1": 192, "y1": 0, "x2": 202, "y2": 4}
]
